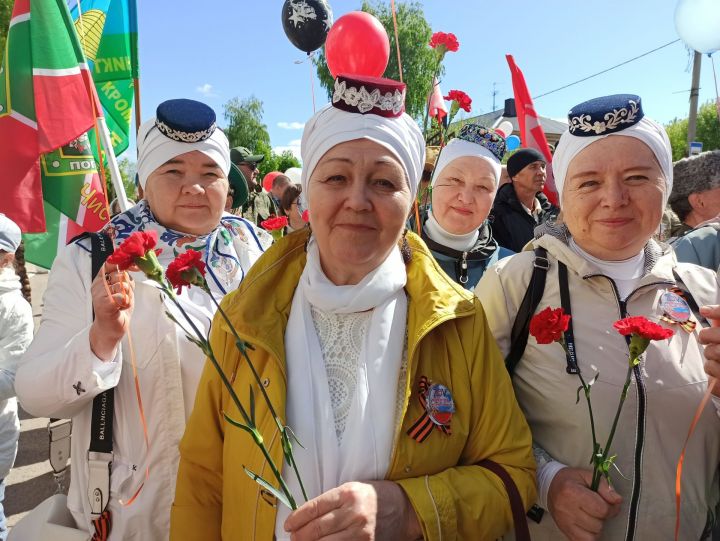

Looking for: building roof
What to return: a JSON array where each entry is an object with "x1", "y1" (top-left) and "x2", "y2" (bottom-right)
[{"x1": 449, "y1": 109, "x2": 568, "y2": 136}]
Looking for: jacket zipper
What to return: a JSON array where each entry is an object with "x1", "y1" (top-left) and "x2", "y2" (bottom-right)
[
  {"x1": 583, "y1": 275, "x2": 673, "y2": 541},
  {"x1": 459, "y1": 252, "x2": 468, "y2": 284}
]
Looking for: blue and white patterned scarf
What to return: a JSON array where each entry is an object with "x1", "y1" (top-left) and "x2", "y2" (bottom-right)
[{"x1": 78, "y1": 200, "x2": 271, "y2": 296}]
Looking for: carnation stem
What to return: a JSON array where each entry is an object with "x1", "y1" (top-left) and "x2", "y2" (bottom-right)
[
  {"x1": 590, "y1": 359, "x2": 636, "y2": 491},
  {"x1": 161, "y1": 283, "x2": 297, "y2": 509},
  {"x1": 205, "y1": 290, "x2": 308, "y2": 503}
]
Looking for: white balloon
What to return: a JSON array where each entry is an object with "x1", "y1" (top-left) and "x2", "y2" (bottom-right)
[
  {"x1": 284, "y1": 167, "x2": 302, "y2": 185},
  {"x1": 496, "y1": 120, "x2": 514, "y2": 139},
  {"x1": 675, "y1": 0, "x2": 720, "y2": 54}
]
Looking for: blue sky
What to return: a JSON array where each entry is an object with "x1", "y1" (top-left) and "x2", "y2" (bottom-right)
[{"x1": 132, "y1": 0, "x2": 718, "y2": 162}]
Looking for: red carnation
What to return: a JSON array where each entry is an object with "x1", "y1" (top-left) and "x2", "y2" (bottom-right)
[
  {"x1": 106, "y1": 231, "x2": 163, "y2": 281},
  {"x1": 444, "y1": 89, "x2": 472, "y2": 113},
  {"x1": 613, "y1": 316, "x2": 674, "y2": 341},
  {"x1": 429, "y1": 31, "x2": 459, "y2": 53},
  {"x1": 260, "y1": 215, "x2": 289, "y2": 232},
  {"x1": 530, "y1": 307, "x2": 571, "y2": 345},
  {"x1": 166, "y1": 249, "x2": 207, "y2": 294},
  {"x1": 301, "y1": 209, "x2": 310, "y2": 223}
]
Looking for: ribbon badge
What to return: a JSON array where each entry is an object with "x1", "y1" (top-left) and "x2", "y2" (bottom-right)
[
  {"x1": 659, "y1": 289, "x2": 696, "y2": 333},
  {"x1": 407, "y1": 376, "x2": 455, "y2": 443}
]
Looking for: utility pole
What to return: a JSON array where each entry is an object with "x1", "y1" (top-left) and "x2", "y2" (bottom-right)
[
  {"x1": 492, "y1": 82, "x2": 499, "y2": 112},
  {"x1": 687, "y1": 51, "x2": 702, "y2": 153}
]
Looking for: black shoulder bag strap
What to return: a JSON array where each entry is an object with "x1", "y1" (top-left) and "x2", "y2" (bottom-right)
[
  {"x1": 558, "y1": 262, "x2": 580, "y2": 374},
  {"x1": 505, "y1": 247, "x2": 549, "y2": 375},
  {"x1": 88, "y1": 232, "x2": 116, "y2": 522}
]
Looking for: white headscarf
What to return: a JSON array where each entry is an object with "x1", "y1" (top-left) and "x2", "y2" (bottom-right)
[
  {"x1": 431, "y1": 138, "x2": 502, "y2": 187},
  {"x1": 136, "y1": 118, "x2": 231, "y2": 189},
  {"x1": 300, "y1": 104, "x2": 425, "y2": 202},
  {"x1": 553, "y1": 116, "x2": 673, "y2": 205}
]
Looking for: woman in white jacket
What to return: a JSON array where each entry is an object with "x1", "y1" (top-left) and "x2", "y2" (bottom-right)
[
  {"x1": 477, "y1": 94, "x2": 720, "y2": 540},
  {"x1": 0, "y1": 214, "x2": 33, "y2": 541},
  {"x1": 15, "y1": 99, "x2": 270, "y2": 541}
]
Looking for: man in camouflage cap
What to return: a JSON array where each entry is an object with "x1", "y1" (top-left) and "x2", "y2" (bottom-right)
[{"x1": 231, "y1": 146, "x2": 277, "y2": 226}]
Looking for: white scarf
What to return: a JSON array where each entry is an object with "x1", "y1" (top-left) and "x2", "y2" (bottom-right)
[
  {"x1": 275, "y1": 239, "x2": 407, "y2": 539},
  {"x1": 553, "y1": 117, "x2": 674, "y2": 206},
  {"x1": 424, "y1": 210, "x2": 479, "y2": 251},
  {"x1": 300, "y1": 104, "x2": 426, "y2": 200},
  {"x1": 136, "y1": 118, "x2": 231, "y2": 189},
  {"x1": 431, "y1": 137, "x2": 502, "y2": 186}
]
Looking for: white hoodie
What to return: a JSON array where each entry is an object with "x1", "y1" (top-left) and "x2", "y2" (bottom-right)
[{"x1": 0, "y1": 265, "x2": 33, "y2": 479}]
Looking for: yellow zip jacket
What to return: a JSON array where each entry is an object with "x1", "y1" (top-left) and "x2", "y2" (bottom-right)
[{"x1": 171, "y1": 230, "x2": 536, "y2": 541}]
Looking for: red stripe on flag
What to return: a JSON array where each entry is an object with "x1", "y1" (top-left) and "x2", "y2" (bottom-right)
[
  {"x1": 34, "y1": 70, "x2": 96, "y2": 153},
  {"x1": 506, "y1": 54, "x2": 559, "y2": 206},
  {"x1": 0, "y1": 116, "x2": 45, "y2": 232},
  {"x1": 12, "y1": 0, "x2": 29, "y2": 17}
]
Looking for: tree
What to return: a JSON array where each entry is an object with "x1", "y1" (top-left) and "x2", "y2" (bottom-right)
[
  {"x1": 0, "y1": 0, "x2": 11, "y2": 56},
  {"x1": 313, "y1": 1, "x2": 436, "y2": 121},
  {"x1": 666, "y1": 100, "x2": 720, "y2": 160},
  {"x1": 222, "y1": 96, "x2": 301, "y2": 178},
  {"x1": 223, "y1": 96, "x2": 271, "y2": 151},
  {"x1": 255, "y1": 140, "x2": 301, "y2": 178},
  {"x1": 104, "y1": 157, "x2": 138, "y2": 204}
]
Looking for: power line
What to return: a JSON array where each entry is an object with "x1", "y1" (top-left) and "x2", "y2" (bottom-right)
[{"x1": 533, "y1": 39, "x2": 682, "y2": 100}]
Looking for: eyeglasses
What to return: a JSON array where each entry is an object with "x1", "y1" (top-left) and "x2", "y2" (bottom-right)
[{"x1": 241, "y1": 162, "x2": 258, "y2": 171}]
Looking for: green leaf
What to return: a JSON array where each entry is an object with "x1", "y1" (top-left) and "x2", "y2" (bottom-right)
[
  {"x1": 223, "y1": 412, "x2": 253, "y2": 435},
  {"x1": 244, "y1": 466, "x2": 292, "y2": 510},
  {"x1": 284, "y1": 425, "x2": 305, "y2": 450},
  {"x1": 589, "y1": 372, "x2": 600, "y2": 386},
  {"x1": 576, "y1": 385, "x2": 583, "y2": 404}
]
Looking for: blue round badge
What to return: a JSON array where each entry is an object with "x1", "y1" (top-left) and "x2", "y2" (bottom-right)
[
  {"x1": 659, "y1": 291, "x2": 691, "y2": 323},
  {"x1": 426, "y1": 384, "x2": 455, "y2": 426}
]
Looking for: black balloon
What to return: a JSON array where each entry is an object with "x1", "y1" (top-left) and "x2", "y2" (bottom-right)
[{"x1": 281, "y1": 0, "x2": 333, "y2": 53}]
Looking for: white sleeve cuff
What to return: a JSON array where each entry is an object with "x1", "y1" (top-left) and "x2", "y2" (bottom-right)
[
  {"x1": 91, "y1": 348, "x2": 122, "y2": 388},
  {"x1": 537, "y1": 460, "x2": 568, "y2": 510}
]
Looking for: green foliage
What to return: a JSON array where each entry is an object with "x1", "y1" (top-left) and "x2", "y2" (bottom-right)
[
  {"x1": 313, "y1": 1, "x2": 436, "y2": 120},
  {"x1": 666, "y1": 100, "x2": 720, "y2": 160},
  {"x1": 104, "y1": 157, "x2": 138, "y2": 205},
  {"x1": 222, "y1": 96, "x2": 301, "y2": 178},
  {"x1": 0, "y1": 0, "x2": 11, "y2": 57},
  {"x1": 223, "y1": 96, "x2": 271, "y2": 151},
  {"x1": 255, "y1": 140, "x2": 301, "y2": 178}
]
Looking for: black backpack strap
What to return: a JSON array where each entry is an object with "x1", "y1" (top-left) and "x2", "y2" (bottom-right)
[
  {"x1": 505, "y1": 247, "x2": 549, "y2": 375},
  {"x1": 88, "y1": 232, "x2": 116, "y2": 517}
]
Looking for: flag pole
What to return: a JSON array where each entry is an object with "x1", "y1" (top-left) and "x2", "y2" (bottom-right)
[
  {"x1": 134, "y1": 78, "x2": 142, "y2": 135},
  {"x1": 97, "y1": 115, "x2": 131, "y2": 211}
]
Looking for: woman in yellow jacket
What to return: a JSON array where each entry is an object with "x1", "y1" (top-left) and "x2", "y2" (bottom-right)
[{"x1": 171, "y1": 75, "x2": 535, "y2": 541}]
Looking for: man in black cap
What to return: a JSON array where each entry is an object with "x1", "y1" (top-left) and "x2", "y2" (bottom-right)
[
  {"x1": 231, "y1": 146, "x2": 277, "y2": 226},
  {"x1": 489, "y1": 148, "x2": 559, "y2": 252}
]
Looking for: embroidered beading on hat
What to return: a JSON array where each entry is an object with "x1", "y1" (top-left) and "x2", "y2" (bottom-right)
[
  {"x1": 153, "y1": 98, "x2": 218, "y2": 143},
  {"x1": 331, "y1": 75, "x2": 406, "y2": 118},
  {"x1": 456, "y1": 124, "x2": 506, "y2": 162},
  {"x1": 568, "y1": 94, "x2": 644, "y2": 137}
]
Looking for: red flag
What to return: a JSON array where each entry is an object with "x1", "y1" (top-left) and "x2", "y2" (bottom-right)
[
  {"x1": 427, "y1": 77, "x2": 447, "y2": 124},
  {"x1": 0, "y1": 0, "x2": 98, "y2": 232},
  {"x1": 506, "y1": 54, "x2": 558, "y2": 206}
]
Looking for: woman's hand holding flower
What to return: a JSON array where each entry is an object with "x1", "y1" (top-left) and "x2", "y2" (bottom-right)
[
  {"x1": 283, "y1": 481, "x2": 422, "y2": 541},
  {"x1": 547, "y1": 467, "x2": 622, "y2": 541},
  {"x1": 89, "y1": 268, "x2": 135, "y2": 361}
]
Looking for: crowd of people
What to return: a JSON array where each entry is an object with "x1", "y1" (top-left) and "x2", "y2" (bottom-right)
[{"x1": 1, "y1": 77, "x2": 720, "y2": 541}]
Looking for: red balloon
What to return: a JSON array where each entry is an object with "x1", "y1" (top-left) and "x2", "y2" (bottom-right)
[
  {"x1": 325, "y1": 11, "x2": 390, "y2": 78},
  {"x1": 263, "y1": 171, "x2": 282, "y2": 192}
]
